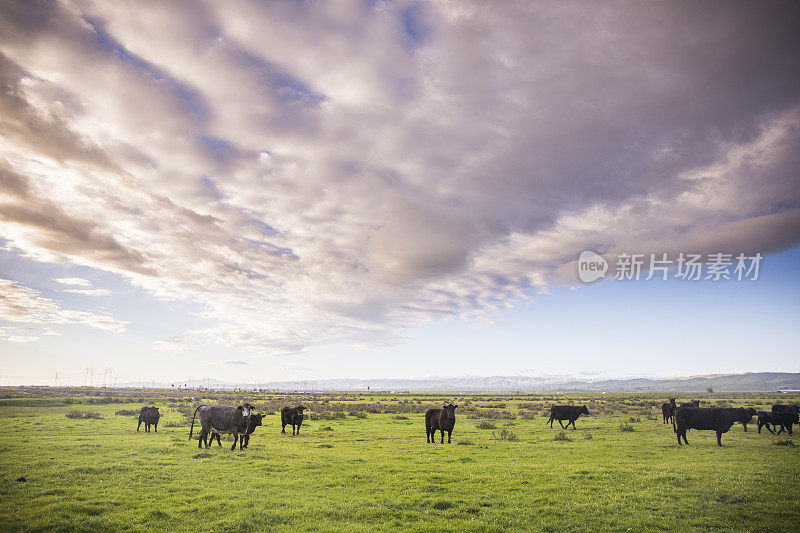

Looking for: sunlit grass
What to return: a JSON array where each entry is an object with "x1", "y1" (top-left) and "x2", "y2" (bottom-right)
[{"x1": 0, "y1": 391, "x2": 798, "y2": 531}]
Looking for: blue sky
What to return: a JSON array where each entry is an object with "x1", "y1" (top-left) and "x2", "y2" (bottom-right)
[
  {"x1": 1, "y1": 1, "x2": 799, "y2": 384},
  {"x1": 1, "y1": 245, "x2": 798, "y2": 385}
]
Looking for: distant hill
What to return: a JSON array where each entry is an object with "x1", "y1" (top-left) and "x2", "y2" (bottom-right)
[{"x1": 115, "y1": 372, "x2": 800, "y2": 393}]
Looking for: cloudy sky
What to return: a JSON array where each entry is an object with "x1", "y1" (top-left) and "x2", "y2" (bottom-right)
[{"x1": 1, "y1": 1, "x2": 799, "y2": 385}]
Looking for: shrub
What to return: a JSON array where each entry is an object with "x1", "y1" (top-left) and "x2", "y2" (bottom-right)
[
  {"x1": 476, "y1": 421, "x2": 497, "y2": 430},
  {"x1": 115, "y1": 409, "x2": 139, "y2": 416},
  {"x1": 583, "y1": 430, "x2": 593, "y2": 440},
  {"x1": 619, "y1": 423, "x2": 635, "y2": 432},
  {"x1": 493, "y1": 429, "x2": 519, "y2": 442},
  {"x1": 774, "y1": 440, "x2": 795, "y2": 447},
  {"x1": 519, "y1": 411, "x2": 536, "y2": 420},
  {"x1": 553, "y1": 431, "x2": 572, "y2": 442},
  {"x1": 66, "y1": 411, "x2": 102, "y2": 419},
  {"x1": 392, "y1": 415, "x2": 409, "y2": 420},
  {"x1": 457, "y1": 439, "x2": 474, "y2": 445},
  {"x1": 348, "y1": 411, "x2": 367, "y2": 418}
]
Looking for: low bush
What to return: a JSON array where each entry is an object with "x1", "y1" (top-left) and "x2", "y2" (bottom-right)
[
  {"x1": 115, "y1": 409, "x2": 139, "y2": 416},
  {"x1": 619, "y1": 423, "x2": 635, "y2": 432},
  {"x1": 493, "y1": 429, "x2": 518, "y2": 442},
  {"x1": 475, "y1": 421, "x2": 497, "y2": 429},
  {"x1": 65, "y1": 411, "x2": 102, "y2": 419},
  {"x1": 553, "y1": 431, "x2": 571, "y2": 442}
]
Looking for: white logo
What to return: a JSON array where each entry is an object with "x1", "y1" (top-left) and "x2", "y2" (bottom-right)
[{"x1": 578, "y1": 251, "x2": 608, "y2": 283}]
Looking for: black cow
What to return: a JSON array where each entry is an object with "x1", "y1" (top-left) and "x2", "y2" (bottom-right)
[
  {"x1": 757, "y1": 411, "x2": 777, "y2": 434},
  {"x1": 674, "y1": 407, "x2": 738, "y2": 446},
  {"x1": 719, "y1": 407, "x2": 757, "y2": 432},
  {"x1": 189, "y1": 403, "x2": 254, "y2": 450},
  {"x1": 281, "y1": 406, "x2": 305, "y2": 435},
  {"x1": 137, "y1": 406, "x2": 160, "y2": 432},
  {"x1": 547, "y1": 405, "x2": 589, "y2": 429},
  {"x1": 210, "y1": 413, "x2": 264, "y2": 448},
  {"x1": 679, "y1": 400, "x2": 700, "y2": 408},
  {"x1": 661, "y1": 398, "x2": 677, "y2": 424},
  {"x1": 772, "y1": 404, "x2": 799, "y2": 436},
  {"x1": 426, "y1": 404, "x2": 457, "y2": 443}
]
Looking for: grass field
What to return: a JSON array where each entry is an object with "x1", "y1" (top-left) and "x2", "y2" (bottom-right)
[{"x1": 0, "y1": 389, "x2": 798, "y2": 532}]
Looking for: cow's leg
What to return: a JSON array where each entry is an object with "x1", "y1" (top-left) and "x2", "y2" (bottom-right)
[
  {"x1": 716, "y1": 431, "x2": 723, "y2": 446},
  {"x1": 281, "y1": 423, "x2": 286, "y2": 434},
  {"x1": 766, "y1": 424, "x2": 775, "y2": 435},
  {"x1": 548, "y1": 417, "x2": 553, "y2": 428},
  {"x1": 297, "y1": 424, "x2": 301, "y2": 436},
  {"x1": 676, "y1": 428, "x2": 682, "y2": 445},
  {"x1": 243, "y1": 434, "x2": 249, "y2": 448},
  {"x1": 742, "y1": 422, "x2": 747, "y2": 432},
  {"x1": 137, "y1": 418, "x2": 142, "y2": 431},
  {"x1": 558, "y1": 419, "x2": 565, "y2": 429},
  {"x1": 154, "y1": 422, "x2": 158, "y2": 433},
  {"x1": 787, "y1": 425, "x2": 794, "y2": 436},
  {"x1": 231, "y1": 433, "x2": 238, "y2": 451},
  {"x1": 569, "y1": 419, "x2": 576, "y2": 429},
  {"x1": 198, "y1": 428, "x2": 206, "y2": 448},
  {"x1": 441, "y1": 429, "x2": 445, "y2": 444},
  {"x1": 447, "y1": 430, "x2": 452, "y2": 443}
]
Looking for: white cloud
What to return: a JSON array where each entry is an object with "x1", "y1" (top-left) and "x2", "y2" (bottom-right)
[
  {"x1": 0, "y1": 1, "x2": 798, "y2": 355},
  {"x1": 62, "y1": 288, "x2": 112, "y2": 296},
  {"x1": 54, "y1": 277, "x2": 92, "y2": 287},
  {"x1": 0, "y1": 279, "x2": 127, "y2": 334}
]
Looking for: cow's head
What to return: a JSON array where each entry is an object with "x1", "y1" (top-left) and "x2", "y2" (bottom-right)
[
  {"x1": 237, "y1": 403, "x2": 254, "y2": 418},
  {"x1": 151, "y1": 407, "x2": 159, "y2": 414},
  {"x1": 580, "y1": 405, "x2": 590, "y2": 415},
  {"x1": 250, "y1": 414, "x2": 264, "y2": 428},
  {"x1": 745, "y1": 407, "x2": 757, "y2": 416},
  {"x1": 443, "y1": 404, "x2": 458, "y2": 418},
  {"x1": 296, "y1": 405, "x2": 305, "y2": 419},
  {"x1": 669, "y1": 398, "x2": 676, "y2": 406}
]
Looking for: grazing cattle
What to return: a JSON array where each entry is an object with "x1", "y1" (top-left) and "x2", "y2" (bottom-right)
[
  {"x1": 547, "y1": 405, "x2": 590, "y2": 430},
  {"x1": 719, "y1": 407, "x2": 757, "y2": 432},
  {"x1": 679, "y1": 400, "x2": 700, "y2": 408},
  {"x1": 757, "y1": 411, "x2": 777, "y2": 434},
  {"x1": 210, "y1": 414, "x2": 264, "y2": 448},
  {"x1": 772, "y1": 404, "x2": 799, "y2": 436},
  {"x1": 661, "y1": 398, "x2": 677, "y2": 424},
  {"x1": 674, "y1": 407, "x2": 738, "y2": 446},
  {"x1": 137, "y1": 406, "x2": 160, "y2": 433},
  {"x1": 189, "y1": 403, "x2": 254, "y2": 450},
  {"x1": 281, "y1": 406, "x2": 305, "y2": 435},
  {"x1": 426, "y1": 404, "x2": 457, "y2": 444}
]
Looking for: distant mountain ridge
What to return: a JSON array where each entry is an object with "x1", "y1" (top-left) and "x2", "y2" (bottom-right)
[{"x1": 115, "y1": 372, "x2": 800, "y2": 393}]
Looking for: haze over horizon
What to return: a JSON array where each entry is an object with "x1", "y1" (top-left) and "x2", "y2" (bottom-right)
[{"x1": 1, "y1": 1, "x2": 799, "y2": 385}]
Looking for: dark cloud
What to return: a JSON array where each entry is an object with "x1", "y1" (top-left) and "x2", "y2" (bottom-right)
[{"x1": 0, "y1": 0, "x2": 798, "y2": 353}]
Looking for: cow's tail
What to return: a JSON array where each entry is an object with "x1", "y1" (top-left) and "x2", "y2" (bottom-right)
[
  {"x1": 672, "y1": 410, "x2": 677, "y2": 433},
  {"x1": 189, "y1": 405, "x2": 202, "y2": 439}
]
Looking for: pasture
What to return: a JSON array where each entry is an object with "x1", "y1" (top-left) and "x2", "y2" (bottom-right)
[{"x1": 0, "y1": 389, "x2": 798, "y2": 531}]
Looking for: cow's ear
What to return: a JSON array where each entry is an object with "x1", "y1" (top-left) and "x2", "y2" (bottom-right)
[
  {"x1": 237, "y1": 406, "x2": 243, "y2": 411},
  {"x1": 455, "y1": 405, "x2": 458, "y2": 408}
]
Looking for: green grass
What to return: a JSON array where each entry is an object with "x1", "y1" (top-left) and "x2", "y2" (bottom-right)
[{"x1": 0, "y1": 391, "x2": 798, "y2": 531}]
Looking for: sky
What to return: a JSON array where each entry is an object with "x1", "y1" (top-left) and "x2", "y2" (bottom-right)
[{"x1": 0, "y1": 1, "x2": 799, "y2": 385}]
